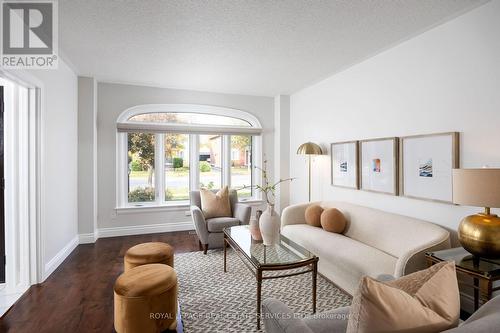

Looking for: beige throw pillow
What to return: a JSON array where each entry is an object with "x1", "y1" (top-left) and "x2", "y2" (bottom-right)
[
  {"x1": 347, "y1": 261, "x2": 459, "y2": 333},
  {"x1": 200, "y1": 186, "x2": 232, "y2": 219}
]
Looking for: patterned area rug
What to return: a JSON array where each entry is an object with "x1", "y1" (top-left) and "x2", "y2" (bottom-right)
[{"x1": 175, "y1": 249, "x2": 351, "y2": 332}]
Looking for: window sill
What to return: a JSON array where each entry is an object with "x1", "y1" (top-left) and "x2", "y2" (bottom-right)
[
  {"x1": 115, "y1": 199, "x2": 265, "y2": 214},
  {"x1": 238, "y1": 199, "x2": 265, "y2": 206},
  {"x1": 115, "y1": 202, "x2": 190, "y2": 214}
]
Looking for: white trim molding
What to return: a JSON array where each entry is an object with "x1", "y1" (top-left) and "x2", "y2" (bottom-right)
[
  {"x1": 116, "y1": 104, "x2": 262, "y2": 135},
  {"x1": 117, "y1": 103, "x2": 262, "y2": 127},
  {"x1": 78, "y1": 233, "x2": 98, "y2": 244},
  {"x1": 43, "y1": 236, "x2": 79, "y2": 281},
  {"x1": 96, "y1": 221, "x2": 194, "y2": 239}
]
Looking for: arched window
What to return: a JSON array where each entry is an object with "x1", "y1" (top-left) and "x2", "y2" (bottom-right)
[{"x1": 116, "y1": 104, "x2": 262, "y2": 208}]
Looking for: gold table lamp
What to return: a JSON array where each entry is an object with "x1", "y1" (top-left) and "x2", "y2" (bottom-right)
[
  {"x1": 297, "y1": 142, "x2": 323, "y2": 202},
  {"x1": 453, "y1": 168, "x2": 500, "y2": 258}
]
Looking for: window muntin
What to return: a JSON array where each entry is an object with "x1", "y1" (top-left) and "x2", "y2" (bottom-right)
[
  {"x1": 128, "y1": 112, "x2": 251, "y2": 127},
  {"x1": 164, "y1": 133, "x2": 189, "y2": 201},
  {"x1": 199, "y1": 135, "x2": 222, "y2": 190},
  {"x1": 231, "y1": 135, "x2": 252, "y2": 198},
  {"x1": 128, "y1": 133, "x2": 156, "y2": 203}
]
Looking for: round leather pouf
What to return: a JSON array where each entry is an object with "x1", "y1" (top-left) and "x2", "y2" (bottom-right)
[
  {"x1": 124, "y1": 242, "x2": 174, "y2": 271},
  {"x1": 114, "y1": 264, "x2": 178, "y2": 333}
]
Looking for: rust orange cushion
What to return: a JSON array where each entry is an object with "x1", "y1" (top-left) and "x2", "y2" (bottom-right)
[
  {"x1": 305, "y1": 205, "x2": 323, "y2": 227},
  {"x1": 320, "y1": 208, "x2": 347, "y2": 233}
]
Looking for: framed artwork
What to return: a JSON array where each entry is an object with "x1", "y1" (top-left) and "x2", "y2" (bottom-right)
[
  {"x1": 360, "y1": 137, "x2": 398, "y2": 195},
  {"x1": 331, "y1": 141, "x2": 359, "y2": 189},
  {"x1": 400, "y1": 132, "x2": 459, "y2": 203}
]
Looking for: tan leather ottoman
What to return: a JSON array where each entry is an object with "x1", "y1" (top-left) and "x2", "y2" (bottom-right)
[
  {"x1": 124, "y1": 242, "x2": 174, "y2": 271},
  {"x1": 114, "y1": 263, "x2": 178, "y2": 333}
]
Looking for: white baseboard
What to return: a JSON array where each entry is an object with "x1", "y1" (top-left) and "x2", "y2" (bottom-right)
[
  {"x1": 77, "y1": 221, "x2": 195, "y2": 244},
  {"x1": 92, "y1": 221, "x2": 194, "y2": 239},
  {"x1": 78, "y1": 233, "x2": 98, "y2": 244},
  {"x1": 43, "y1": 235, "x2": 79, "y2": 281}
]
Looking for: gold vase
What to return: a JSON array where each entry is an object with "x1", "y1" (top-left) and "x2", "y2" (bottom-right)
[{"x1": 458, "y1": 208, "x2": 500, "y2": 258}]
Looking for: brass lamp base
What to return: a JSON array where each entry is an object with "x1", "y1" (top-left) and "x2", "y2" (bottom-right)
[{"x1": 458, "y1": 211, "x2": 500, "y2": 259}]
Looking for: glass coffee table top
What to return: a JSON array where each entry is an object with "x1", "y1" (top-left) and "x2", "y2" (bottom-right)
[
  {"x1": 224, "y1": 225, "x2": 315, "y2": 267},
  {"x1": 427, "y1": 247, "x2": 500, "y2": 277}
]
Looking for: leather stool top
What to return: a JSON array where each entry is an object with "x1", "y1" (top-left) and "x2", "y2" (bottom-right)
[
  {"x1": 114, "y1": 263, "x2": 177, "y2": 297},
  {"x1": 124, "y1": 242, "x2": 174, "y2": 265}
]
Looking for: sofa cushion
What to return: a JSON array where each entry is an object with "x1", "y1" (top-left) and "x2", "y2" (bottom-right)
[
  {"x1": 282, "y1": 224, "x2": 397, "y2": 294},
  {"x1": 305, "y1": 204, "x2": 323, "y2": 227},
  {"x1": 346, "y1": 261, "x2": 459, "y2": 333},
  {"x1": 320, "y1": 208, "x2": 347, "y2": 233},
  {"x1": 319, "y1": 201, "x2": 450, "y2": 259},
  {"x1": 304, "y1": 306, "x2": 350, "y2": 333},
  {"x1": 200, "y1": 186, "x2": 232, "y2": 219},
  {"x1": 207, "y1": 217, "x2": 240, "y2": 232}
]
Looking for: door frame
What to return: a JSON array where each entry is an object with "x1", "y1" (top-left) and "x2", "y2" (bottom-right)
[
  {"x1": 0, "y1": 85, "x2": 4, "y2": 284},
  {"x1": 0, "y1": 69, "x2": 44, "y2": 286}
]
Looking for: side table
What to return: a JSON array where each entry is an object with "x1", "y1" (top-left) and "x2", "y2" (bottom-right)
[{"x1": 426, "y1": 247, "x2": 500, "y2": 317}]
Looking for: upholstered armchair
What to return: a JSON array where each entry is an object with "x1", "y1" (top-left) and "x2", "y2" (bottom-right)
[
  {"x1": 190, "y1": 190, "x2": 251, "y2": 254},
  {"x1": 262, "y1": 275, "x2": 500, "y2": 333}
]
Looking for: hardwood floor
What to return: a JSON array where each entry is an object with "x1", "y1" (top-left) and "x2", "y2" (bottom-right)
[{"x1": 0, "y1": 231, "x2": 199, "y2": 333}]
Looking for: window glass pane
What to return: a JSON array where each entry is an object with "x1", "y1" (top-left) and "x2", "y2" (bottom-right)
[
  {"x1": 165, "y1": 134, "x2": 189, "y2": 201},
  {"x1": 128, "y1": 112, "x2": 251, "y2": 127},
  {"x1": 199, "y1": 135, "x2": 222, "y2": 190},
  {"x1": 128, "y1": 133, "x2": 155, "y2": 202},
  {"x1": 231, "y1": 135, "x2": 252, "y2": 198}
]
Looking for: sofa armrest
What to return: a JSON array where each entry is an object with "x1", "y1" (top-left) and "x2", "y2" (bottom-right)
[
  {"x1": 394, "y1": 233, "x2": 450, "y2": 277},
  {"x1": 262, "y1": 298, "x2": 314, "y2": 333},
  {"x1": 190, "y1": 205, "x2": 208, "y2": 244},
  {"x1": 281, "y1": 202, "x2": 316, "y2": 229},
  {"x1": 234, "y1": 203, "x2": 251, "y2": 225}
]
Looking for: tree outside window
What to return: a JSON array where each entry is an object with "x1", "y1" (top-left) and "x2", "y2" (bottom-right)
[{"x1": 128, "y1": 133, "x2": 155, "y2": 202}]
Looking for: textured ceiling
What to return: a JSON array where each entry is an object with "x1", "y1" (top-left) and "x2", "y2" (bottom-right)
[{"x1": 59, "y1": 0, "x2": 486, "y2": 96}]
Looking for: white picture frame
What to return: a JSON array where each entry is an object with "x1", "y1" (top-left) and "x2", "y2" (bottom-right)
[
  {"x1": 331, "y1": 141, "x2": 359, "y2": 189},
  {"x1": 360, "y1": 137, "x2": 398, "y2": 195},
  {"x1": 400, "y1": 132, "x2": 459, "y2": 203}
]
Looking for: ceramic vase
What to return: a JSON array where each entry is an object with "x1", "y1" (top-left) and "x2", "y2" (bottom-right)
[
  {"x1": 259, "y1": 204, "x2": 280, "y2": 246},
  {"x1": 249, "y1": 210, "x2": 263, "y2": 241}
]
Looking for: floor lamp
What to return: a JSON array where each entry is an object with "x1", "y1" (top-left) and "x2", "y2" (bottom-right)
[{"x1": 297, "y1": 142, "x2": 323, "y2": 202}]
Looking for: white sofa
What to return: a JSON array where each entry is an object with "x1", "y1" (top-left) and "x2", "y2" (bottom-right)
[{"x1": 281, "y1": 201, "x2": 451, "y2": 295}]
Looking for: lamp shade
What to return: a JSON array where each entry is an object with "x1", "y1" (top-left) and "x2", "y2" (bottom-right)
[
  {"x1": 297, "y1": 142, "x2": 323, "y2": 155},
  {"x1": 452, "y1": 169, "x2": 500, "y2": 208}
]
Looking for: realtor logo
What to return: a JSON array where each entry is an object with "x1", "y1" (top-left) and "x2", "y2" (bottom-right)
[{"x1": 1, "y1": 0, "x2": 58, "y2": 69}]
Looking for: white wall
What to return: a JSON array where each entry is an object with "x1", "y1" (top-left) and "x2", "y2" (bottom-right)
[
  {"x1": 274, "y1": 95, "x2": 290, "y2": 213},
  {"x1": 97, "y1": 82, "x2": 274, "y2": 231},
  {"x1": 26, "y1": 60, "x2": 79, "y2": 279},
  {"x1": 289, "y1": 0, "x2": 500, "y2": 245},
  {"x1": 77, "y1": 77, "x2": 98, "y2": 241}
]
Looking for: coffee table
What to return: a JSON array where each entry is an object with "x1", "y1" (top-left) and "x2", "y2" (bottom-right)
[{"x1": 223, "y1": 225, "x2": 318, "y2": 329}]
